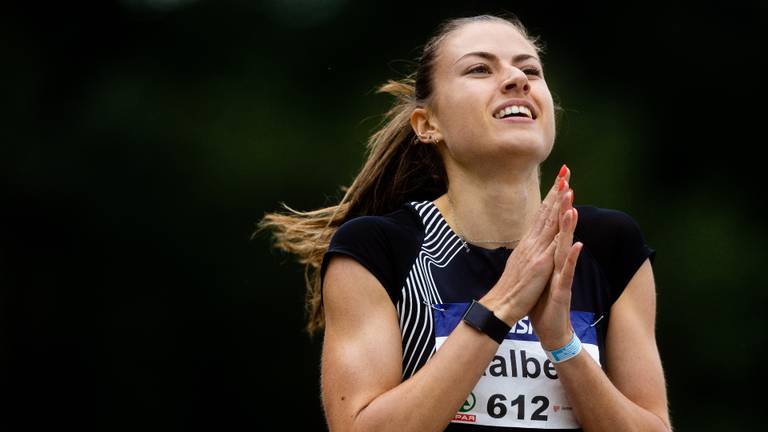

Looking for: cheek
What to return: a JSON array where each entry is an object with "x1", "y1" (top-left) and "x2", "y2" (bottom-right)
[
  {"x1": 547, "y1": 105, "x2": 557, "y2": 136},
  {"x1": 437, "y1": 109, "x2": 487, "y2": 147},
  {"x1": 434, "y1": 82, "x2": 490, "y2": 128},
  {"x1": 541, "y1": 91, "x2": 557, "y2": 139}
]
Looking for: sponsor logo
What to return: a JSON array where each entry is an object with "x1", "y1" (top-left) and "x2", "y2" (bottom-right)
[
  {"x1": 511, "y1": 316, "x2": 535, "y2": 335},
  {"x1": 453, "y1": 413, "x2": 476, "y2": 423},
  {"x1": 459, "y1": 392, "x2": 476, "y2": 412}
]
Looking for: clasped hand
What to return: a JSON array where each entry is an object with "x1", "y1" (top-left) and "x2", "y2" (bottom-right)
[{"x1": 480, "y1": 166, "x2": 583, "y2": 350}]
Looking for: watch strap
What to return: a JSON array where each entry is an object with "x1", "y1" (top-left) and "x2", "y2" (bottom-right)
[{"x1": 461, "y1": 300, "x2": 511, "y2": 344}]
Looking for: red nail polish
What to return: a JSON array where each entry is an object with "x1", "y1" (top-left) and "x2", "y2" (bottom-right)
[
  {"x1": 558, "y1": 178, "x2": 565, "y2": 191},
  {"x1": 559, "y1": 164, "x2": 567, "y2": 178}
]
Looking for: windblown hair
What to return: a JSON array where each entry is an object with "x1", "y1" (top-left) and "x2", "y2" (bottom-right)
[{"x1": 257, "y1": 13, "x2": 542, "y2": 336}]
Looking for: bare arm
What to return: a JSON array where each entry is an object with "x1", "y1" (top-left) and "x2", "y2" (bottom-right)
[
  {"x1": 321, "y1": 169, "x2": 573, "y2": 432},
  {"x1": 540, "y1": 259, "x2": 672, "y2": 431},
  {"x1": 321, "y1": 255, "x2": 500, "y2": 432}
]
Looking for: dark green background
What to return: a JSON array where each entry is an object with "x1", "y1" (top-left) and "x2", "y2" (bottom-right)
[{"x1": 2, "y1": 1, "x2": 765, "y2": 430}]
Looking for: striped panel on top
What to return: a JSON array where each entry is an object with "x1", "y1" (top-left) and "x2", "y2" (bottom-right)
[{"x1": 397, "y1": 200, "x2": 466, "y2": 379}]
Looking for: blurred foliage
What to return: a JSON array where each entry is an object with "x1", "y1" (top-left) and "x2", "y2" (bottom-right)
[{"x1": 1, "y1": 1, "x2": 766, "y2": 430}]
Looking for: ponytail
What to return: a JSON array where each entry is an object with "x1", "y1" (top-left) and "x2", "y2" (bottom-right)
[{"x1": 256, "y1": 76, "x2": 446, "y2": 335}]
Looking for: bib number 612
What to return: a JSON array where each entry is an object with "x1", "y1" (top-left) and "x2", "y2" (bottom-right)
[{"x1": 487, "y1": 393, "x2": 549, "y2": 421}]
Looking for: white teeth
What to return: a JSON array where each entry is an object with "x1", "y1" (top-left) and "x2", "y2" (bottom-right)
[{"x1": 495, "y1": 105, "x2": 533, "y2": 119}]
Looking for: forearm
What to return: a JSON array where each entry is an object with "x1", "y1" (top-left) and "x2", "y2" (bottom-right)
[
  {"x1": 350, "y1": 322, "x2": 499, "y2": 432},
  {"x1": 554, "y1": 351, "x2": 671, "y2": 432}
]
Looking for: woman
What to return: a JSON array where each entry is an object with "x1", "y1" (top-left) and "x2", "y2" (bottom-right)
[{"x1": 260, "y1": 14, "x2": 671, "y2": 431}]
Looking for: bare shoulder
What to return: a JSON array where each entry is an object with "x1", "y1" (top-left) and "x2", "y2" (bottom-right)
[
  {"x1": 321, "y1": 255, "x2": 404, "y2": 430},
  {"x1": 322, "y1": 255, "x2": 399, "y2": 329}
]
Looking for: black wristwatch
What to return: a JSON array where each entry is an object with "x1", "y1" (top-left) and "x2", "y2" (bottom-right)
[{"x1": 461, "y1": 300, "x2": 511, "y2": 344}]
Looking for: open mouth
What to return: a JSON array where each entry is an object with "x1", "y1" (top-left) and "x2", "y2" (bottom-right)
[{"x1": 493, "y1": 104, "x2": 535, "y2": 120}]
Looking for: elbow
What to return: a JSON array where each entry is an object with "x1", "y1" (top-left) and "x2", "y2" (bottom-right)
[
  {"x1": 640, "y1": 412, "x2": 674, "y2": 432},
  {"x1": 340, "y1": 405, "x2": 444, "y2": 432},
  {"x1": 658, "y1": 418, "x2": 673, "y2": 432},
  {"x1": 648, "y1": 408, "x2": 672, "y2": 432},
  {"x1": 347, "y1": 403, "x2": 373, "y2": 432},
  {"x1": 325, "y1": 402, "x2": 378, "y2": 432}
]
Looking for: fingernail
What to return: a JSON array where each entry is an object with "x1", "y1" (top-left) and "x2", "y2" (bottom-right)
[
  {"x1": 559, "y1": 164, "x2": 567, "y2": 178},
  {"x1": 558, "y1": 178, "x2": 565, "y2": 192}
]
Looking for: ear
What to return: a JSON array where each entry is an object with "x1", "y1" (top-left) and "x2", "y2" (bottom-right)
[{"x1": 410, "y1": 106, "x2": 442, "y2": 143}]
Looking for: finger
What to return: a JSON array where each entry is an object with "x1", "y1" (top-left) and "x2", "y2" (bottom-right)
[
  {"x1": 556, "y1": 241, "x2": 583, "y2": 295},
  {"x1": 554, "y1": 208, "x2": 572, "y2": 268},
  {"x1": 541, "y1": 179, "x2": 569, "y2": 240},
  {"x1": 555, "y1": 203, "x2": 579, "y2": 269},
  {"x1": 561, "y1": 187, "x2": 573, "y2": 218},
  {"x1": 532, "y1": 165, "x2": 570, "y2": 235},
  {"x1": 544, "y1": 236, "x2": 558, "y2": 259},
  {"x1": 545, "y1": 165, "x2": 570, "y2": 205},
  {"x1": 571, "y1": 206, "x2": 579, "y2": 230}
]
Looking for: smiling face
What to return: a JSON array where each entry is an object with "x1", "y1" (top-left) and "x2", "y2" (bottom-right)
[{"x1": 421, "y1": 20, "x2": 556, "y2": 169}]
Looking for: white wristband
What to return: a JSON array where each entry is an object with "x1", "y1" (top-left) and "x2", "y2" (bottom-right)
[{"x1": 545, "y1": 332, "x2": 582, "y2": 363}]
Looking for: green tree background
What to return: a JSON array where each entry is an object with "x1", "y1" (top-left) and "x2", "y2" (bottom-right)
[{"x1": 2, "y1": 1, "x2": 765, "y2": 430}]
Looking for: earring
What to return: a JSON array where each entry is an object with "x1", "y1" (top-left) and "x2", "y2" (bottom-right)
[{"x1": 419, "y1": 134, "x2": 439, "y2": 144}]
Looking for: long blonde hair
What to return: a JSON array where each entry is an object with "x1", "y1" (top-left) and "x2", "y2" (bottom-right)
[{"x1": 257, "y1": 14, "x2": 542, "y2": 336}]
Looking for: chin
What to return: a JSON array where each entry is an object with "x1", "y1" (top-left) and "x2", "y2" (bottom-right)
[{"x1": 495, "y1": 137, "x2": 549, "y2": 158}]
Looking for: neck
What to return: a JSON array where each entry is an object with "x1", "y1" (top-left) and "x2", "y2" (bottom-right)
[{"x1": 434, "y1": 163, "x2": 542, "y2": 250}]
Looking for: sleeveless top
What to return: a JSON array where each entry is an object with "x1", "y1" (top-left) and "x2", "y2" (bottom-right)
[{"x1": 320, "y1": 200, "x2": 656, "y2": 431}]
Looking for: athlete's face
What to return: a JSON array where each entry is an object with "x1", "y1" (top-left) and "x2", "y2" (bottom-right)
[{"x1": 425, "y1": 21, "x2": 556, "y2": 167}]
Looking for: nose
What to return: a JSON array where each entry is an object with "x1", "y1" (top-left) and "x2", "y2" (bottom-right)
[{"x1": 500, "y1": 66, "x2": 530, "y2": 94}]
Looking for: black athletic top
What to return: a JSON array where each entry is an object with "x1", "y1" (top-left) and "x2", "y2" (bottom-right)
[{"x1": 320, "y1": 200, "x2": 655, "y2": 431}]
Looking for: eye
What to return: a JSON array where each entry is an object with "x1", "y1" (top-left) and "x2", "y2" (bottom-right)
[
  {"x1": 467, "y1": 64, "x2": 491, "y2": 74},
  {"x1": 522, "y1": 67, "x2": 542, "y2": 77}
]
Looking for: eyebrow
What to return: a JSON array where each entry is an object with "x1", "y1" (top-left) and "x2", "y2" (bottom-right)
[{"x1": 453, "y1": 51, "x2": 540, "y2": 66}]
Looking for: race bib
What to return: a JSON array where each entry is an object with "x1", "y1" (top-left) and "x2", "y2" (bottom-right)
[{"x1": 434, "y1": 303, "x2": 600, "y2": 429}]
